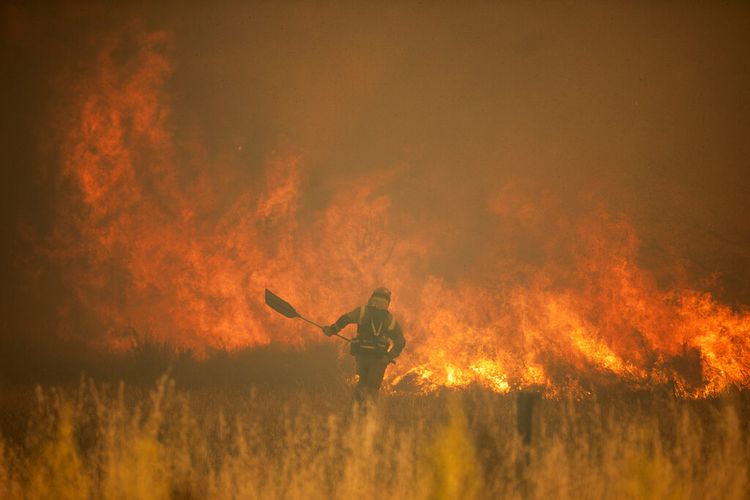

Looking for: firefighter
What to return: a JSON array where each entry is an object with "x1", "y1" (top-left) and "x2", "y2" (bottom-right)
[{"x1": 323, "y1": 287, "x2": 405, "y2": 403}]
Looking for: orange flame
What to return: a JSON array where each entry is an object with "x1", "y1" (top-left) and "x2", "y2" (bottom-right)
[{"x1": 47, "y1": 28, "x2": 750, "y2": 397}]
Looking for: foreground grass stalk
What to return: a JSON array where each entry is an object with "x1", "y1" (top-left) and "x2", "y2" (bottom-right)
[{"x1": 0, "y1": 378, "x2": 748, "y2": 499}]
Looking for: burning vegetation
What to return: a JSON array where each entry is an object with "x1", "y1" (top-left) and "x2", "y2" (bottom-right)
[
  {"x1": 3, "y1": 3, "x2": 750, "y2": 499},
  {"x1": 33, "y1": 24, "x2": 750, "y2": 399}
]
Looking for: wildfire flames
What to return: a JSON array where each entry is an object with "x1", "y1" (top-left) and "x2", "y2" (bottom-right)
[{"x1": 45, "y1": 28, "x2": 750, "y2": 398}]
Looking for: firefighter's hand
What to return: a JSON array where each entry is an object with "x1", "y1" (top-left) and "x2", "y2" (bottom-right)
[{"x1": 322, "y1": 325, "x2": 336, "y2": 337}]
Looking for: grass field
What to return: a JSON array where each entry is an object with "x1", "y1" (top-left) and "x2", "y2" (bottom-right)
[{"x1": 1, "y1": 371, "x2": 748, "y2": 500}]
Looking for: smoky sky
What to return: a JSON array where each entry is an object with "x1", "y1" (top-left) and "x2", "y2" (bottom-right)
[{"x1": 2, "y1": 1, "x2": 750, "y2": 348}]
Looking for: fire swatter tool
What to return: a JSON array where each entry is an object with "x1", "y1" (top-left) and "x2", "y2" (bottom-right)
[{"x1": 264, "y1": 289, "x2": 351, "y2": 343}]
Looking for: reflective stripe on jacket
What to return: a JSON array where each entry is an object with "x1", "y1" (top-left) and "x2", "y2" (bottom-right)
[{"x1": 333, "y1": 305, "x2": 406, "y2": 357}]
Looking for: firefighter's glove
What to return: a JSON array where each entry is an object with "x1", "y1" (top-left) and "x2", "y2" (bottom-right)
[{"x1": 322, "y1": 325, "x2": 337, "y2": 337}]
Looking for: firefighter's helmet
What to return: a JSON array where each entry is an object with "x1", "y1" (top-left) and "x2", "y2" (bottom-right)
[{"x1": 368, "y1": 287, "x2": 391, "y2": 309}]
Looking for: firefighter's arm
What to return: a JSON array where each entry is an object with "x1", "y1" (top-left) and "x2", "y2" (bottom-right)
[
  {"x1": 387, "y1": 321, "x2": 406, "y2": 359},
  {"x1": 323, "y1": 308, "x2": 360, "y2": 336}
]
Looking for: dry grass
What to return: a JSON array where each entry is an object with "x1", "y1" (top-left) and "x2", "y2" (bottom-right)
[{"x1": 0, "y1": 376, "x2": 748, "y2": 499}]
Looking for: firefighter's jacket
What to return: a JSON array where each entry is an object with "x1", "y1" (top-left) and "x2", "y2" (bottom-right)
[{"x1": 332, "y1": 306, "x2": 405, "y2": 358}]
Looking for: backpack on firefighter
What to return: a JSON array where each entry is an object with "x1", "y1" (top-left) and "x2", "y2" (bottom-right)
[{"x1": 349, "y1": 304, "x2": 398, "y2": 356}]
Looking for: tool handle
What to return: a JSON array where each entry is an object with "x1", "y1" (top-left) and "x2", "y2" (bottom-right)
[
  {"x1": 300, "y1": 316, "x2": 352, "y2": 342},
  {"x1": 300, "y1": 316, "x2": 325, "y2": 329}
]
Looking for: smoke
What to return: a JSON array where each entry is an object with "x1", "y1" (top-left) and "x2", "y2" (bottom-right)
[{"x1": 3, "y1": 2, "x2": 750, "y2": 394}]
